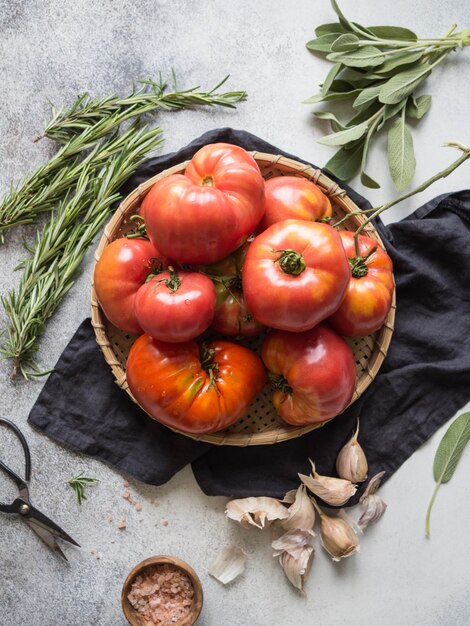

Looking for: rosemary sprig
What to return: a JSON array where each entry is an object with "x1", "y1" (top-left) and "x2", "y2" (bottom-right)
[
  {"x1": 1, "y1": 126, "x2": 162, "y2": 378},
  {"x1": 35, "y1": 74, "x2": 247, "y2": 143},
  {"x1": 0, "y1": 75, "x2": 246, "y2": 240},
  {"x1": 305, "y1": 0, "x2": 470, "y2": 189},
  {"x1": 67, "y1": 473, "x2": 99, "y2": 505},
  {"x1": 0, "y1": 123, "x2": 162, "y2": 240}
]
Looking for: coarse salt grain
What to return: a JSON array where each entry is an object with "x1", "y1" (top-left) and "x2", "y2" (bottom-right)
[{"x1": 127, "y1": 564, "x2": 194, "y2": 626}]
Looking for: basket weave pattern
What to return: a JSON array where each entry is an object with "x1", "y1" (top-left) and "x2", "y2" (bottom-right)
[{"x1": 91, "y1": 152, "x2": 396, "y2": 446}]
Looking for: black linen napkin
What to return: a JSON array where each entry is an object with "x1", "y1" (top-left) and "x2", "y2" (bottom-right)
[{"x1": 28, "y1": 129, "x2": 470, "y2": 502}]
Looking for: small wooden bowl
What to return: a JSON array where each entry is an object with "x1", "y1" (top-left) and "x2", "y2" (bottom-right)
[{"x1": 121, "y1": 555, "x2": 203, "y2": 626}]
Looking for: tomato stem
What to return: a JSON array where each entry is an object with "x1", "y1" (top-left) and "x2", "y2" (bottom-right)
[
  {"x1": 165, "y1": 266, "x2": 182, "y2": 292},
  {"x1": 201, "y1": 175, "x2": 215, "y2": 187},
  {"x1": 200, "y1": 344, "x2": 220, "y2": 395},
  {"x1": 145, "y1": 257, "x2": 165, "y2": 282},
  {"x1": 126, "y1": 214, "x2": 148, "y2": 239},
  {"x1": 274, "y1": 249, "x2": 306, "y2": 276},
  {"x1": 269, "y1": 373, "x2": 293, "y2": 395},
  {"x1": 348, "y1": 245, "x2": 377, "y2": 279}
]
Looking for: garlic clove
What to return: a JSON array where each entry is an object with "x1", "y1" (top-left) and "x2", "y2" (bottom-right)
[
  {"x1": 299, "y1": 460, "x2": 357, "y2": 506},
  {"x1": 313, "y1": 502, "x2": 359, "y2": 561},
  {"x1": 208, "y1": 545, "x2": 247, "y2": 584},
  {"x1": 278, "y1": 545, "x2": 314, "y2": 591},
  {"x1": 281, "y1": 485, "x2": 316, "y2": 531},
  {"x1": 225, "y1": 496, "x2": 289, "y2": 529},
  {"x1": 272, "y1": 528, "x2": 316, "y2": 560},
  {"x1": 347, "y1": 471, "x2": 387, "y2": 532},
  {"x1": 336, "y1": 419, "x2": 368, "y2": 483},
  {"x1": 360, "y1": 470, "x2": 385, "y2": 500}
]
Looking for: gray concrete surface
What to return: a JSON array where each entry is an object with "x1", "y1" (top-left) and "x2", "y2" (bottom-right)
[{"x1": 1, "y1": 1, "x2": 470, "y2": 624}]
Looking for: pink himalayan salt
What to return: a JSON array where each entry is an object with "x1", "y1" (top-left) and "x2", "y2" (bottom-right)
[{"x1": 127, "y1": 564, "x2": 194, "y2": 625}]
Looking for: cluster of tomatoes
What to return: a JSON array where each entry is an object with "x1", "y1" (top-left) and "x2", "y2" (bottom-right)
[{"x1": 94, "y1": 143, "x2": 394, "y2": 435}]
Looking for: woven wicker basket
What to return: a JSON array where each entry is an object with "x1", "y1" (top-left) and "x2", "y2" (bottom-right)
[{"x1": 91, "y1": 152, "x2": 395, "y2": 446}]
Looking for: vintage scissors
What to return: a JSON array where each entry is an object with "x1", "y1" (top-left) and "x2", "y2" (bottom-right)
[{"x1": 0, "y1": 418, "x2": 80, "y2": 561}]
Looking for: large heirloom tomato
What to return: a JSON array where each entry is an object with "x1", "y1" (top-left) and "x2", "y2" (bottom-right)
[
  {"x1": 94, "y1": 237, "x2": 164, "y2": 333},
  {"x1": 258, "y1": 176, "x2": 332, "y2": 232},
  {"x1": 126, "y1": 335, "x2": 266, "y2": 434},
  {"x1": 134, "y1": 267, "x2": 216, "y2": 342},
  {"x1": 261, "y1": 326, "x2": 356, "y2": 426},
  {"x1": 328, "y1": 231, "x2": 394, "y2": 337},
  {"x1": 243, "y1": 220, "x2": 350, "y2": 332},
  {"x1": 141, "y1": 143, "x2": 265, "y2": 264}
]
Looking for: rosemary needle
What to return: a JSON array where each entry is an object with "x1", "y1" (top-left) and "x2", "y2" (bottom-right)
[{"x1": 67, "y1": 473, "x2": 99, "y2": 505}]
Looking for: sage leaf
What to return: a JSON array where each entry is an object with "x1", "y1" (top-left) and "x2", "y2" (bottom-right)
[
  {"x1": 331, "y1": 33, "x2": 360, "y2": 52},
  {"x1": 387, "y1": 113, "x2": 416, "y2": 190},
  {"x1": 328, "y1": 46, "x2": 385, "y2": 68},
  {"x1": 374, "y1": 51, "x2": 424, "y2": 75},
  {"x1": 346, "y1": 101, "x2": 383, "y2": 127},
  {"x1": 313, "y1": 111, "x2": 346, "y2": 132},
  {"x1": 324, "y1": 140, "x2": 365, "y2": 181},
  {"x1": 379, "y1": 64, "x2": 432, "y2": 104},
  {"x1": 361, "y1": 170, "x2": 381, "y2": 188},
  {"x1": 330, "y1": 0, "x2": 354, "y2": 32},
  {"x1": 377, "y1": 100, "x2": 407, "y2": 130},
  {"x1": 315, "y1": 22, "x2": 346, "y2": 37},
  {"x1": 306, "y1": 34, "x2": 338, "y2": 53},
  {"x1": 406, "y1": 95, "x2": 432, "y2": 119},
  {"x1": 353, "y1": 84, "x2": 382, "y2": 111},
  {"x1": 425, "y1": 412, "x2": 470, "y2": 537},
  {"x1": 318, "y1": 121, "x2": 369, "y2": 146},
  {"x1": 367, "y1": 25, "x2": 418, "y2": 41},
  {"x1": 303, "y1": 88, "x2": 360, "y2": 104},
  {"x1": 321, "y1": 63, "x2": 342, "y2": 95}
]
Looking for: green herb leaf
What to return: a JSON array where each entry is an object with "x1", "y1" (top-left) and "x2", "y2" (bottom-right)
[
  {"x1": 352, "y1": 84, "x2": 382, "y2": 111},
  {"x1": 330, "y1": 0, "x2": 354, "y2": 32},
  {"x1": 315, "y1": 22, "x2": 347, "y2": 37},
  {"x1": 303, "y1": 88, "x2": 361, "y2": 104},
  {"x1": 425, "y1": 412, "x2": 470, "y2": 537},
  {"x1": 313, "y1": 111, "x2": 346, "y2": 132},
  {"x1": 406, "y1": 94, "x2": 432, "y2": 119},
  {"x1": 321, "y1": 63, "x2": 343, "y2": 95},
  {"x1": 387, "y1": 112, "x2": 416, "y2": 190},
  {"x1": 361, "y1": 170, "x2": 381, "y2": 188},
  {"x1": 377, "y1": 100, "x2": 407, "y2": 130},
  {"x1": 328, "y1": 46, "x2": 386, "y2": 68},
  {"x1": 367, "y1": 25, "x2": 418, "y2": 41},
  {"x1": 331, "y1": 33, "x2": 361, "y2": 52},
  {"x1": 318, "y1": 121, "x2": 369, "y2": 146},
  {"x1": 374, "y1": 51, "x2": 424, "y2": 75},
  {"x1": 68, "y1": 473, "x2": 99, "y2": 506},
  {"x1": 324, "y1": 140, "x2": 365, "y2": 180},
  {"x1": 306, "y1": 34, "x2": 338, "y2": 52},
  {"x1": 379, "y1": 64, "x2": 432, "y2": 104}
]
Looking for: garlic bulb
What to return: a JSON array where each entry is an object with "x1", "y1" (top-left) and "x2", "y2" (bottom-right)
[
  {"x1": 299, "y1": 460, "x2": 357, "y2": 506},
  {"x1": 281, "y1": 485, "x2": 316, "y2": 531},
  {"x1": 225, "y1": 496, "x2": 289, "y2": 529},
  {"x1": 273, "y1": 529, "x2": 315, "y2": 591},
  {"x1": 336, "y1": 419, "x2": 368, "y2": 483},
  {"x1": 313, "y1": 502, "x2": 359, "y2": 561}
]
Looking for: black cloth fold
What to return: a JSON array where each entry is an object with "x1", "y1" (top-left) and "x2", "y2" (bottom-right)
[{"x1": 28, "y1": 128, "x2": 470, "y2": 502}]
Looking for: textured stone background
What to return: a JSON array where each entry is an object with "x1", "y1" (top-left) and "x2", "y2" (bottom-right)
[{"x1": 1, "y1": 1, "x2": 470, "y2": 624}]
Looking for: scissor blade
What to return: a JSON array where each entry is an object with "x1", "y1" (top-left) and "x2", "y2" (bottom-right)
[
  {"x1": 24, "y1": 516, "x2": 69, "y2": 561},
  {"x1": 24, "y1": 503, "x2": 80, "y2": 547}
]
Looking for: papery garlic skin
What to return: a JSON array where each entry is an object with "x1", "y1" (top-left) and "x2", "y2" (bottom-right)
[
  {"x1": 272, "y1": 528, "x2": 316, "y2": 560},
  {"x1": 278, "y1": 545, "x2": 314, "y2": 591},
  {"x1": 336, "y1": 427, "x2": 368, "y2": 483},
  {"x1": 299, "y1": 461, "x2": 357, "y2": 506},
  {"x1": 225, "y1": 496, "x2": 289, "y2": 529},
  {"x1": 318, "y1": 510, "x2": 359, "y2": 561},
  {"x1": 208, "y1": 545, "x2": 247, "y2": 584},
  {"x1": 282, "y1": 485, "x2": 316, "y2": 531},
  {"x1": 356, "y1": 494, "x2": 387, "y2": 532}
]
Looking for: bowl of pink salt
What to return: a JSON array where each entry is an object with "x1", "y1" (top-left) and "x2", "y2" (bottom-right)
[{"x1": 122, "y1": 555, "x2": 203, "y2": 626}]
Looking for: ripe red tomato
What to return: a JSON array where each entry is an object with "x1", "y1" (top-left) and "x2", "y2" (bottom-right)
[
  {"x1": 261, "y1": 325, "x2": 356, "y2": 426},
  {"x1": 211, "y1": 291, "x2": 265, "y2": 337},
  {"x1": 328, "y1": 231, "x2": 394, "y2": 337},
  {"x1": 258, "y1": 176, "x2": 332, "y2": 232},
  {"x1": 141, "y1": 143, "x2": 265, "y2": 264},
  {"x1": 134, "y1": 267, "x2": 216, "y2": 342},
  {"x1": 126, "y1": 335, "x2": 266, "y2": 434},
  {"x1": 243, "y1": 220, "x2": 350, "y2": 332},
  {"x1": 94, "y1": 237, "x2": 165, "y2": 333}
]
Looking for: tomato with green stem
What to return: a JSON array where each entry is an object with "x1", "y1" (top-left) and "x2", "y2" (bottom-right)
[
  {"x1": 243, "y1": 219, "x2": 350, "y2": 332},
  {"x1": 142, "y1": 143, "x2": 265, "y2": 264},
  {"x1": 261, "y1": 325, "x2": 356, "y2": 426},
  {"x1": 134, "y1": 266, "x2": 216, "y2": 342},
  {"x1": 328, "y1": 231, "x2": 394, "y2": 337},
  {"x1": 94, "y1": 237, "x2": 165, "y2": 334},
  {"x1": 126, "y1": 335, "x2": 266, "y2": 434}
]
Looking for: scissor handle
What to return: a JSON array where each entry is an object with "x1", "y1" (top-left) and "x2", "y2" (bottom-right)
[{"x1": 0, "y1": 418, "x2": 31, "y2": 485}]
